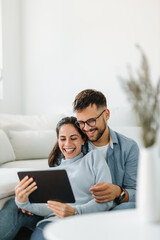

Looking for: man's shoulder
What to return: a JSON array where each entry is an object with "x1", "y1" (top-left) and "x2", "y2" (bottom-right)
[
  {"x1": 109, "y1": 128, "x2": 139, "y2": 163},
  {"x1": 109, "y1": 127, "x2": 139, "y2": 149}
]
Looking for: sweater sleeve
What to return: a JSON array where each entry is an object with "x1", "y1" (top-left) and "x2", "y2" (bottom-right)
[
  {"x1": 15, "y1": 197, "x2": 54, "y2": 217},
  {"x1": 75, "y1": 150, "x2": 113, "y2": 214}
]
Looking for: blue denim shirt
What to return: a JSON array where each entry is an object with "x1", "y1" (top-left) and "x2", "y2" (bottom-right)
[{"x1": 82, "y1": 127, "x2": 139, "y2": 202}]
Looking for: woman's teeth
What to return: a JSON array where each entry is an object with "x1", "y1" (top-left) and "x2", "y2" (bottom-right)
[{"x1": 65, "y1": 148, "x2": 74, "y2": 152}]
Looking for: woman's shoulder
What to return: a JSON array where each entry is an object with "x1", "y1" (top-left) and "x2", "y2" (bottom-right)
[
  {"x1": 83, "y1": 149, "x2": 104, "y2": 161},
  {"x1": 82, "y1": 150, "x2": 107, "y2": 172}
]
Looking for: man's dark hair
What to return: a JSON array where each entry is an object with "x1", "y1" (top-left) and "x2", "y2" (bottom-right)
[{"x1": 73, "y1": 89, "x2": 107, "y2": 111}]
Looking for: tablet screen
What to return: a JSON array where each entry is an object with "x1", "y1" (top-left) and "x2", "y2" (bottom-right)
[{"x1": 17, "y1": 169, "x2": 75, "y2": 203}]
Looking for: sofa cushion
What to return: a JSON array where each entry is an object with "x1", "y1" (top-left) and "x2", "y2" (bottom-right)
[
  {"x1": 2, "y1": 123, "x2": 33, "y2": 132},
  {"x1": 0, "y1": 113, "x2": 65, "y2": 130},
  {"x1": 0, "y1": 129, "x2": 16, "y2": 165},
  {"x1": 7, "y1": 130, "x2": 56, "y2": 160},
  {"x1": 1, "y1": 159, "x2": 49, "y2": 169}
]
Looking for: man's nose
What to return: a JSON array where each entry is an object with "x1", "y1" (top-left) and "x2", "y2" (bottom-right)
[{"x1": 82, "y1": 123, "x2": 92, "y2": 131}]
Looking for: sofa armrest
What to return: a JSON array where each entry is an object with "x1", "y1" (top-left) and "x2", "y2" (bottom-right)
[{"x1": 0, "y1": 168, "x2": 20, "y2": 210}]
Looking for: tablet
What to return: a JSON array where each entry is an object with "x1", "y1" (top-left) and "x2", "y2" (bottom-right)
[{"x1": 17, "y1": 169, "x2": 75, "y2": 203}]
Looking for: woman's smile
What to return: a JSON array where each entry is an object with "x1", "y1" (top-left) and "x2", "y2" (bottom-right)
[
  {"x1": 63, "y1": 148, "x2": 76, "y2": 154},
  {"x1": 58, "y1": 124, "x2": 84, "y2": 159}
]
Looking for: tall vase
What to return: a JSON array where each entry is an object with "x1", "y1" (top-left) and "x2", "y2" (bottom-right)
[{"x1": 136, "y1": 143, "x2": 160, "y2": 223}]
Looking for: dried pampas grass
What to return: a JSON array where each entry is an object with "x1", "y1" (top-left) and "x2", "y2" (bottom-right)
[{"x1": 119, "y1": 45, "x2": 160, "y2": 148}]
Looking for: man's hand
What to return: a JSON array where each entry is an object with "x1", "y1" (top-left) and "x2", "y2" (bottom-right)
[
  {"x1": 90, "y1": 182, "x2": 121, "y2": 203},
  {"x1": 47, "y1": 201, "x2": 75, "y2": 218},
  {"x1": 15, "y1": 176, "x2": 37, "y2": 203}
]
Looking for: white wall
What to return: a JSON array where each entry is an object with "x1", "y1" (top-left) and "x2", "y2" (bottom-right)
[
  {"x1": 1, "y1": 0, "x2": 160, "y2": 115},
  {"x1": 0, "y1": 0, "x2": 22, "y2": 113},
  {"x1": 21, "y1": 0, "x2": 160, "y2": 115}
]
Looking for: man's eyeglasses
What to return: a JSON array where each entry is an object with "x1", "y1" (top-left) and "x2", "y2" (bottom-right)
[{"x1": 75, "y1": 109, "x2": 106, "y2": 129}]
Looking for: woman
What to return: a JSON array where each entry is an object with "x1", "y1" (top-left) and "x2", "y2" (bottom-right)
[{"x1": 2, "y1": 117, "x2": 113, "y2": 240}]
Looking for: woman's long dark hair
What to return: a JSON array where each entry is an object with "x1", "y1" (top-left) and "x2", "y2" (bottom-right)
[{"x1": 48, "y1": 116, "x2": 85, "y2": 167}]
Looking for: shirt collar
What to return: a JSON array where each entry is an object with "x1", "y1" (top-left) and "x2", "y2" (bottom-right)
[
  {"x1": 61, "y1": 152, "x2": 83, "y2": 165},
  {"x1": 108, "y1": 127, "x2": 119, "y2": 149},
  {"x1": 109, "y1": 135, "x2": 113, "y2": 149}
]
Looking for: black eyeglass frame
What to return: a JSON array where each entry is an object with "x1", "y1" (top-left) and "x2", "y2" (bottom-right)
[{"x1": 75, "y1": 109, "x2": 106, "y2": 129}]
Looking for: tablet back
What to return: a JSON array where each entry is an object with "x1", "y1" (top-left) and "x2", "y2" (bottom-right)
[{"x1": 17, "y1": 170, "x2": 75, "y2": 203}]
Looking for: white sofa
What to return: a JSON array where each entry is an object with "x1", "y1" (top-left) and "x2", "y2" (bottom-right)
[{"x1": 0, "y1": 109, "x2": 143, "y2": 210}]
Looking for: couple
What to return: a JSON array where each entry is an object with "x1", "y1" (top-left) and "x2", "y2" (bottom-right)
[{"x1": 0, "y1": 89, "x2": 139, "y2": 240}]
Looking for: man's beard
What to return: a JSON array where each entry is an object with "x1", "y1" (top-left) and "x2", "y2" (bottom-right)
[{"x1": 85, "y1": 118, "x2": 107, "y2": 142}]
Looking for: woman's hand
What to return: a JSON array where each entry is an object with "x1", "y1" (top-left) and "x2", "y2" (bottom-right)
[
  {"x1": 18, "y1": 207, "x2": 34, "y2": 215},
  {"x1": 15, "y1": 176, "x2": 37, "y2": 203},
  {"x1": 47, "y1": 201, "x2": 75, "y2": 218}
]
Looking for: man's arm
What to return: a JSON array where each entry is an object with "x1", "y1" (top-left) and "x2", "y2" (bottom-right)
[
  {"x1": 90, "y1": 142, "x2": 139, "y2": 203},
  {"x1": 90, "y1": 183, "x2": 128, "y2": 203},
  {"x1": 122, "y1": 142, "x2": 139, "y2": 202}
]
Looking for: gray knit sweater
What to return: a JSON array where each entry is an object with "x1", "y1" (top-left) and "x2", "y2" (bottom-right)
[{"x1": 15, "y1": 150, "x2": 113, "y2": 224}]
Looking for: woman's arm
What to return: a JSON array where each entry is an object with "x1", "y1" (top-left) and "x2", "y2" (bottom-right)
[
  {"x1": 15, "y1": 175, "x2": 53, "y2": 217},
  {"x1": 47, "y1": 201, "x2": 75, "y2": 218},
  {"x1": 75, "y1": 150, "x2": 113, "y2": 214},
  {"x1": 15, "y1": 176, "x2": 37, "y2": 203},
  {"x1": 15, "y1": 198, "x2": 53, "y2": 217}
]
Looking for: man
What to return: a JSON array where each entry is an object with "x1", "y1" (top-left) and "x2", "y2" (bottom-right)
[{"x1": 73, "y1": 89, "x2": 139, "y2": 209}]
